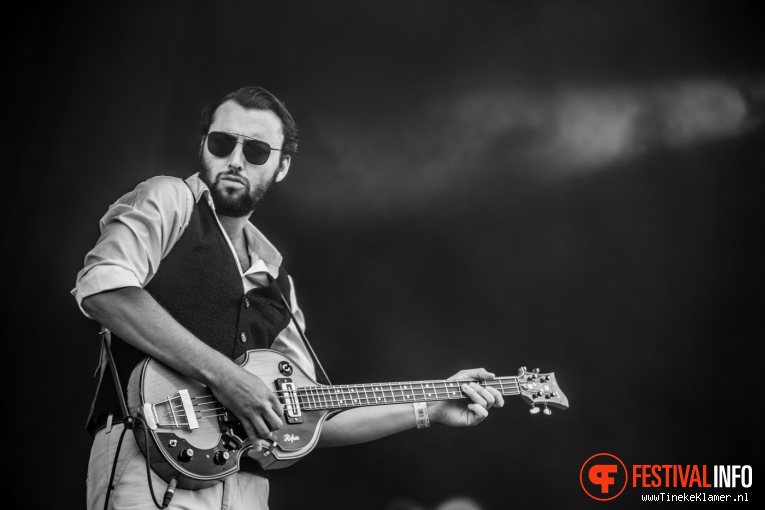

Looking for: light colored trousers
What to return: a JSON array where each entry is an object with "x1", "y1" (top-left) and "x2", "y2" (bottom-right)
[{"x1": 87, "y1": 423, "x2": 269, "y2": 510}]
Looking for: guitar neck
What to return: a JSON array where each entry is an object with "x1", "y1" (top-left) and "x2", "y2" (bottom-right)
[{"x1": 296, "y1": 377, "x2": 521, "y2": 411}]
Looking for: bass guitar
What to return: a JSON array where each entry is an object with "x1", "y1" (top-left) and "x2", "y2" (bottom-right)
[{"x1": 126, "y1": 349, "x2": 568, "y2": 490}]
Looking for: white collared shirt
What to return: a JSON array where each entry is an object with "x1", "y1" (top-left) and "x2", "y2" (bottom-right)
[{"x1": 72, "y1": 173, "x2": 316, "y2": 378}]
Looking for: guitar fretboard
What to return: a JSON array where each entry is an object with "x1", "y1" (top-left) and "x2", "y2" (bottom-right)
[{"x1": 297, "y1": 377, "x2": 520, "y2": 411}]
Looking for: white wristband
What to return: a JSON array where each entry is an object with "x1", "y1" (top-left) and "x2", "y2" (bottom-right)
[{"x1": 413, "y1": 402, "x2": 430, "y2": 429}]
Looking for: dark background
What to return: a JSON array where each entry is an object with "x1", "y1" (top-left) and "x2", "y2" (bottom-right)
[{"x1": 4, "y1": 1, "x2": 762, "y2": 508}]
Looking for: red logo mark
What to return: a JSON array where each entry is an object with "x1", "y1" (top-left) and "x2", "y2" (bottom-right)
[
  {"x1": 590, "y1": 464, "x2": 618, "y2": 493},
  {"x1": 580, "y1": 453, "x2": 628, "y2": 501}
]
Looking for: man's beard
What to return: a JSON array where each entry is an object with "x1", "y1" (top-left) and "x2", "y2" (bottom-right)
[{"x1": 199, "y1": 157, "x2": 276, "y2": 218}]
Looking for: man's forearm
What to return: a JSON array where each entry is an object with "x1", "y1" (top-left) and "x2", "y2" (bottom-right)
[
  {"x1": 318, "y1": 404, "x2": 421, "y2": 447},
  {"x1": 81, "y1": 286, "x2": 236, "y2": 388}
]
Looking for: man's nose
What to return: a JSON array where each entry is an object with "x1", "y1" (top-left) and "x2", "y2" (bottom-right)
[{"x1": 228, "y1": 142, "x2": 245, "y2": 171}]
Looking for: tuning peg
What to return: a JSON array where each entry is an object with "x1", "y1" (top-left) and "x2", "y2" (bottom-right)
[
  {"x1": 543, "y1": 405, "x2": 551, "y2": 416},
  {"x1": 518, "y1": 366, "x2": 527, "y2": 376},
  {"x1": 533, "y1": 368, "x2": 540, "y2": 374},
  {"x1": 529, "y1": 406, "x2": 540, "y2": 415}
]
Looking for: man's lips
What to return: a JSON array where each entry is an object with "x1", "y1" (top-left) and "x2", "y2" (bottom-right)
[{"x1": 219, "y1": 175, "x2": 247, "y2": 186}]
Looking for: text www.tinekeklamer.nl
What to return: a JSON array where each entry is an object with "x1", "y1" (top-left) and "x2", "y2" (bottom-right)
[{"x1": 641, "y1": 492, "x2": 749, "y2": 502}]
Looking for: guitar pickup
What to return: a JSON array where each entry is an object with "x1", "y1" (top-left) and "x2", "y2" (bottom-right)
[{"x1": 276, "y1": 378, "x2": 303, "y2": 424}]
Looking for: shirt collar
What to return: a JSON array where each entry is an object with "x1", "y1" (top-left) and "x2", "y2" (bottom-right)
[{"x1": 185, "y1": 173, "x2": 284, "y2": 273}]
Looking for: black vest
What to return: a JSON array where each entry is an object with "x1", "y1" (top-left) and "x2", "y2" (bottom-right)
[{"x1": 86, "y1": 194, "x2": 292, "y2": 435}]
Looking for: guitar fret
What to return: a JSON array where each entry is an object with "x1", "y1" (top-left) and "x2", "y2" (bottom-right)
[
  {"x1": 324, "y1": 386, "x2": 333, "y2": 408},
  {"x1": 298, "y1": 376, "x2": 523, "y2": 411},
  {"x1": 292, "y1": 377, "x2": 505, "y2": 414},
  {"x1": 309, "y1": 386, "x2": 318, "y2": 409},
  {"x1": 345, "y1": 385, "x2": 355, "y2": 406},
  {"x1": 339, "y1": 385, "x2": 352, "y2": 407},
  {"x1": 446, "y1": 381, "x2": 461, "y2": 399},
  {"x1": 423, "y1": 381, "x2": 433, "y2": 400},
  {"x1": 390, "y1": 382, "x2": 407, "y2": 403},
  {"x1": 401, "y1": 383, "x2": 412, "y2": 402},
  {"x1": 333, "y1": 386, "x2": 343, "y2": 407},
  {"x1": 313, "y1": 387, "x2": 321, "y2": 410},
  {"x1": 299, "y1": 387, "x2": 315, "y2": 410}
]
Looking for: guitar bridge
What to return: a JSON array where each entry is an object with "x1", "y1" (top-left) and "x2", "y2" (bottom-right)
[{"x1": 276, "y1": 378, "x2": 303, "y2": 424}]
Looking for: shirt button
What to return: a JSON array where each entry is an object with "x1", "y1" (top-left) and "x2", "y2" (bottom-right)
[
  {"x1": 244, "y1": 297, "x2": 250, "y2": 308},
  {"x1": 240, "y1": 332, "x2": 247, "y2": 343}
]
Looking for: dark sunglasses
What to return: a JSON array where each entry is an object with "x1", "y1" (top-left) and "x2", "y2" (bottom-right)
[{"x1": 206, "y1": 131, "x2": 281, "y2": 165}]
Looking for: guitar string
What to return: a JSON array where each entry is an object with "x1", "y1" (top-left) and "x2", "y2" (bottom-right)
[
  {"x1": 159, "y1": 378, "x2": 524, "y2": 406},
  {"x1": 158, "y1": 378, "x2": 526, "y2": 414},
  {"x1": 166, "y1": 384, "x2": 525, "y2": 413},
  {"x1": 155, "y1": 388, "x2": 531, "y2": 427},
  {"x1": 154, "y1": 381, "x2": 529, "y2": 426},
  {"x1": 162, "y1": 390, "x2": 518, "y2": 419}
]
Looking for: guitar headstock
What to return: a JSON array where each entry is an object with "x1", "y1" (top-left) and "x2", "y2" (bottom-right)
[{"x1": 517, "y1": 366, "x2": 569, "y2": 415}]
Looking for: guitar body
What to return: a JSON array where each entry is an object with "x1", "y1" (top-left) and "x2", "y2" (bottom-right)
[{"x1": 126, "y1": 349, "x2": 332, "y2": 490}]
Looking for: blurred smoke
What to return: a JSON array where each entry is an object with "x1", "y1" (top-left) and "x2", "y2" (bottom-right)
[
  {"x1": 454, "y1": 77, "x2": 757, "y2": 175},
  {"x1": 545, "y1": 88, "x2": 644, "y2": 167},
  {"x1": 435, "y1": 497, "x2": 484, "y2": 510},
  {"x1": 304, "y1": 76, "x2": 761, "y2": 217}
]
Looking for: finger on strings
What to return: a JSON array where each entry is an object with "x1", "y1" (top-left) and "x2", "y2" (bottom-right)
[
  {"x1": 462, "y1": 382, "x2": 489, "y2": 409},
  {"x1": 486, "y1": 386, "x2": 505, "y2": 407},
  {"x1": 472, "y1": 383, "x2": 496, "y2": 408}
]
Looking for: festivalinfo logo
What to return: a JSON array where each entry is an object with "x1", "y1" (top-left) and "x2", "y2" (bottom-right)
[{"x1": 580, "y1": 452, "x2": 752, "y2": 502}]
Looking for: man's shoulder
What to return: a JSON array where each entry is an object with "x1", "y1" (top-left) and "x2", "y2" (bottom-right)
[
  {"x1": 119, "y1": 175, "x2": 191, "y2": 206},
  {"x1": 136, "y1": 175, "x2": 189, "y2": 194}
]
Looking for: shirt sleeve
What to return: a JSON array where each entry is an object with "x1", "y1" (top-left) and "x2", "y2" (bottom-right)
[{"x1": 72, "y1": 176, "x2": 193, "y2": 317}]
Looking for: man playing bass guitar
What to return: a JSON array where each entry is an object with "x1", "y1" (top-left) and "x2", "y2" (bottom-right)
[{"x1": 73, "y1": 86, "x2": 505, "y2": 510}]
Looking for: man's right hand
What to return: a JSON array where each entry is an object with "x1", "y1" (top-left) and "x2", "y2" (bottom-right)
[{"x1": 209, "y1": 366, "x2": 284, "y2": 444}]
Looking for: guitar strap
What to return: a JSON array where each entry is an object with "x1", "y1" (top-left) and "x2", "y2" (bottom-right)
[
  {"x1": 268, "y1": 273, "x2": 332, "y2": 385},
  {"x1": 99, "y1": 326, "x2": 132, "y2": 424}
]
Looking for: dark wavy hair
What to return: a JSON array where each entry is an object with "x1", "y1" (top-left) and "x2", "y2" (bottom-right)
[{"x1": 199, "y1": 86, "x2": 298, "y2": 161}]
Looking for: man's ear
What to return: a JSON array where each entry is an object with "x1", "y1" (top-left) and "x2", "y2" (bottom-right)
[{"x1": 275, "y1": 155, "x2": 291, "y2": 182}]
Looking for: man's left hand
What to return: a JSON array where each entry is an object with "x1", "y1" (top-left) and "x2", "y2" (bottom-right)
[{"x1": 428, "y1": 368, "x2": 505, "y2": 427}]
